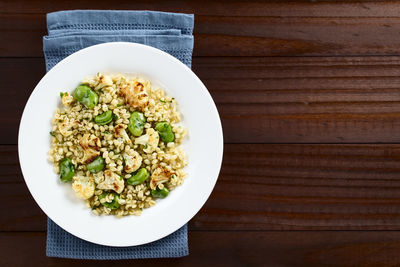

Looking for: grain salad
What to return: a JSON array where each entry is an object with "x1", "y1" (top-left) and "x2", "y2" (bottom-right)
[{"x1": 48, "y1": 73, "x2": 187, "y2": 217}]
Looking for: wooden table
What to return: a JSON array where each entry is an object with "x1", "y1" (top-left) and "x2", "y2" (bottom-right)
[{"x1": 3, "y1": 0, "x2": 400, "y2": 266}]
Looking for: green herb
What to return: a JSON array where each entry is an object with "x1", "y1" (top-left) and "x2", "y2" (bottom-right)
[
  {"x1": 160, "y1": 99, "x2": 166, "y2": 104},
  {"x1": 140, "y1": 208, "x2": 143, "y2": 211},
  {"x1": 113, "y1": 114, "x2": 119, "y2": 121},
  {"x1": 171, "y1": 174, "x2": 176, "y2": 179},
  {"x1": 145, "y1": 144, "x2": 148, "y2": 149},
  {"x1": 91, "y1": 206, "x2": 98, "y2": 210},
  {"x1": 60, "y1": 92, "x2": 64, "y2": 98},
  {"x1": 50, "y1": 131, "x2": 55, "y2": 137},
  {"x1": 104, "y1": 131, "x2": 110, "y2": 134},
  {"x1": 117, "y1": 104, "x2": 122, "y2": 107}
]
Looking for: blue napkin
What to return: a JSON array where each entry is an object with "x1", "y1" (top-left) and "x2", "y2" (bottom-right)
[{"x1": 43, "y1": 10, "x2": 194, "y2": 259}]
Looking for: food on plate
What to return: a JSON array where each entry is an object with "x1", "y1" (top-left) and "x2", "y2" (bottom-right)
[{"x1": 48, "y1": 73, "x2": 187, "y2": 216}]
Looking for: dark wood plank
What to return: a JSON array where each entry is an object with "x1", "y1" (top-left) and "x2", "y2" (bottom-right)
[
  {"x1": 4, "y1": 0, "x2": 400, "y2": 17},
  {"x1": 5, "y1": 57, "x2": 400, "y2": 144},
  {"x1": 5, "y1": 2, "x2": 400, "y2": 57},
  {"x1": 4, "y1": 144, "x2": 400, "y2": 231},
  {"x1": 3, "y1": 231, "x2": 400, "y2": 266}
]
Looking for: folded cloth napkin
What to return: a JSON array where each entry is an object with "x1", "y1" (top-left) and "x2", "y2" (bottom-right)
[{"x1": 43, "y1": 10, "x2": 194, "y2": 259}]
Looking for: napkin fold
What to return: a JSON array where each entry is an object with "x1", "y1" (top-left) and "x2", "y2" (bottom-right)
[{"x1": 43, "y1": 10, "x2": 194, "y2": 259}]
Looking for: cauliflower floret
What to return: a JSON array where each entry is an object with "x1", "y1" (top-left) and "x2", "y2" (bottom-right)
[
  {"x1": 61, "y1": 92, "x2": 74, "y2": 107},
  {"x1": 57, "y1": 119, "x2": 80, "y2": 137},
  {"x1": 97, "y1": 170, "x2": 125, "y2": 194},
  {"x1": 93, "y1": 171, "x2": 104, "y2": 184},
  {"x1": 72, "y1": 175, "x2": 95, "y2": 199},
  {"x1": 114, "y1": 124, "x2": 131, "y2": 144},
  {"x1": 150, "y1": 166, "x2": 173, "y2": 190},
  {"x1": 119, "y1": 81, "x2": 149, "y2": 110},
  {"x1": 98, "y1": 74, "x2": 113, "y2": 87},
  {"x1": 123, "y1": 149, "x2": 142, "y2": 173},
  {"x1": 134, "y1": 128, "x2": 159, "y2": 153},
  {"x1": 79, "y1": 133, "x2": 101, "y2": 164}
]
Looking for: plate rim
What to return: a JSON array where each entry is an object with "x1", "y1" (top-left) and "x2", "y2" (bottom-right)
[{"x1": 18, "y1": 42, "x2": 224, "y2": 246}]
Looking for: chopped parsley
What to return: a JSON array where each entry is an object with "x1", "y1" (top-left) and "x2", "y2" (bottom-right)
[
  {"x1": 145, "y1": 144, "x2": 148, "y2": 149},
  {"x1": 104, "y1": 131, "x2": 110, "y2": 134},
  {"x1": 171, "y1": 174, "x2": 176, "y2": 179},
  {"x1": 160, "y1": 99, "x2": 166, "y2": 104},
  {"x1": 113, "y1": 114, "x2": 119, "y2": 121},
  {"x1": 59, "y1": 92, "x2": 64, "y2": 98},
  {"x1": 140, "y1": 208, "x2": 143, "y2": 211},
  {"x1": 49, "y1": 131, "x2": 55, "y2": 137},
  {"x1": 117, "y1": 104, "x2": 122, "y2": 107}
]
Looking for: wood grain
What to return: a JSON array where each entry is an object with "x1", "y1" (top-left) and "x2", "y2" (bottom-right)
[
  {"x1": 4, "y1": 144, "x2": 400, "y2": 232},
  {"x1": 4, "y1": 57, "x2": 400, "y2": 144},
  {"x1": 4, "y1": 1, "x2": 400, "y2": 57},
  {"x1": 2, "y1": 231, "x2": 400, "y2": 267},
  {"x1": 3, "y1": 0, "x2": 400, "y2": 265},
  {"x1": 4, "y1": 0, "x2": 400, "y2": 17}
]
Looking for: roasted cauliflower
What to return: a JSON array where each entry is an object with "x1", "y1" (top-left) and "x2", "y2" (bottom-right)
[
  {"x1": 58, "y1": 119, "x2": 80, "y2": 137},
  {"x1": 72, "y1": 175, "x2": 95, "y2": 199},
  {"x1": 150, "y1": 166, "x2": 173, "y2": 190},
  {"x1": 97, "y1": 170, "x2": 125, "y2": 194},
  {"x1": 119, "y1": 81, "x2": 149, "y2": 110},
  {"x1": 79, "y1": 133, "x2": 101, "y2": 164},
  {"x1": 123, "y1": 149, "x2": 142, "y2": 173},
  {"x1": 134, "y1": 128, "x2": 159, "y2": 153},
  {"x1": 114, "y1": 124, "x2": 131, "y2": 144}
]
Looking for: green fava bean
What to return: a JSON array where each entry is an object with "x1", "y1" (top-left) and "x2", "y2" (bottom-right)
[
  {"x1": 128, "y1": 112, "x2": 146, "y2": 136},
  {"x1": 74, "y1": 84, "x2": 99, "y2": 109},
  {"x1": 86, "y1": 156, "x2": 105, "y2": 173},
  {"x1": 151, "y1": 187, "x2": 169, "y2": 198},
  {"x1": 155, "y1": 122, "x2": 175, "y2": 143},
  {"x1": 98, "y1": 193, "x2": 120, "y2": 210},
  {"x1": 127, "y1": 168, "x2": 150, "y2": 185},
  {"x1": 59, "y1": 157, "x2": 75, "y2": 182},
  {"x1": 94, "y1": 110, "x2": 113, "y2": 125}
]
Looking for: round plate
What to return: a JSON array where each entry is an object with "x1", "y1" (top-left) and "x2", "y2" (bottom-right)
[{"x1": 18, "y1": 42, "x2": 223, "y2": 247}]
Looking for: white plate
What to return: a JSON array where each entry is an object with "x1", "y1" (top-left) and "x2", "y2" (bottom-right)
[{"x1": 18, "y1": 42, "x2": 223, "y2": 247}]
